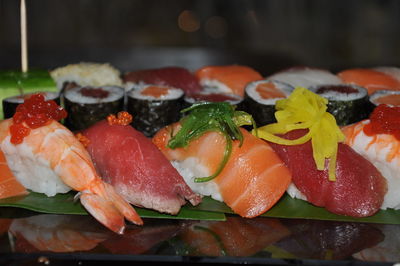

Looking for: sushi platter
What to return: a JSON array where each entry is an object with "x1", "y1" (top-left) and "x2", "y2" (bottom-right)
[{"x1": 1, "y1": 62, "x2": 400, "y2": 229}]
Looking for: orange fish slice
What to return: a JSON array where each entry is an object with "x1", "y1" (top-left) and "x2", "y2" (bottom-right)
[
  {"x1": 0, "y1": 150, "x2": 28, "y2": 199},
  {"x1": 195, "y1": 65, "x2": 263, "y2": 97},
  {"x1": 255, "y1": 82, "x2": 286, "y2": 99},
  {"x1": 338, "y1": 68, "x2": 400, "y2": 95}
]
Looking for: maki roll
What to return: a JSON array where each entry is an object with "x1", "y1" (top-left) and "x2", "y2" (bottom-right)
[
  {"x1": 370, "y1": 90, "x2": 400, "y2": 107},
  {"x1": 126, "y1": 84, "x2": 184, "y2": 137},
  {"x1": 2, "y1": 91, "x2": 60, "y2": 119},
  {"x1": 241, "y1": 79, "x2": 294, "y2": 126},
  {"x1": 63, "y1": 86, "x2": 125, "y2": 131},
  {"x1": 309, "y1": 84, "x2": 372, "y2": 126}
]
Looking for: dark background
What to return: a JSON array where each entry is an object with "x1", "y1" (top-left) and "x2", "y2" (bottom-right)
[{"x1": 1, "y1": 0, "x2": 400, "y2": 76}]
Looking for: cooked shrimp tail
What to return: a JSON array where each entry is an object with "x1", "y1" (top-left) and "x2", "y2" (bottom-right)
[{"x1": 80, "y1": 180, "x2": 143, "y2": 234}]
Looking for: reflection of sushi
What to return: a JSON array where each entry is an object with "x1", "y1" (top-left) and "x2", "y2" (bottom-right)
[
  {"x1": 63, "y1": 86, "x2": 125, "y2": 131},
  {"x1": 241, "y1": 79, "x2": 294, "y2": 126},
  {"x1": 126, "y1": 84, "x2": 184, "y2": 137},
  {"x1": 195, "y1": 65, "x2": 263, "y2": 97},
  {"x1": 180, "y1": 217, "x2": 290, "y2": 257},
  {"x1": 267, "y1": 66, "x2": 342, "y2": 89},
  {"x1": 309, "y1": 84, "x2": 372, "y2": 126},
  {"x1": 337, "y1": 68, "x2": 400, "y2": 95},
  {"x1": 152, "y1": 102, "x2": 292, "y2": 218},
  {"x1": 9, "y1": 214, "x2": 110, "y2": 253},
  {"x1": 343, "y1": 104, "x2": 400, "y2": 210}
]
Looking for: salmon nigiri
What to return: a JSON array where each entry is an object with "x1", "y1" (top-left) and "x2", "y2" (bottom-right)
[
  {"x1": 195, "y1": 65, "x2": 263, "y2": 97},
  {"x1": 0, "y1": 149, "x2": 28, "y2": 199},
  {"x1": 338, "y1": 68, "x2": 400, "y2": 95},
  {"x1": 0, "y1": 94, "x2": 142, "y2": 234},
  {"x1": 153, "y1": 102, "x2": 292, "y2": 218}
]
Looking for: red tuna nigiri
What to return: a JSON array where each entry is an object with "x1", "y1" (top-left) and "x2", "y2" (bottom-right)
[
  {"x1": 268, "y1": 129, "x2": 387, "y2": 217},
  {"x1": 82, "y1": 117, "x2": 202, "y2": 215},
  {"x1": 123, "y1": 66, "x2": 202, "y2": 96}
]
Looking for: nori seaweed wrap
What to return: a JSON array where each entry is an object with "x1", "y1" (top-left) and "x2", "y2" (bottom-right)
[
  {"x1": 240, "y1": 79, "x2": 294, "y2": 126},
  {"x1": 63, "y1": 86, "x2": 125, "y2": 131},
  {"x1": 309, "y1": 84, "x2": 372, "y2": 126},
  {"x1": 126, "y1": 84, "x2": 184, "y2": 137},
  {"x1": 2, "y1": 91, "x2": 60, "y2": 119}
]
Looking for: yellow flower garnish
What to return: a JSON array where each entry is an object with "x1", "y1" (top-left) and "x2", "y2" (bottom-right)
[{"x1": 253, "y1": 87, "x2": 345, "y2": 181}]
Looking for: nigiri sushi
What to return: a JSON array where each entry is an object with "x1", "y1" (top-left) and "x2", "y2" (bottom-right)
[
  {"x1": 257, "y1": 88, "x2": 387, "y2": 217},
  {"x1": 194, "y1": 65, "x2": 263, "y2": 97},
  {"x1": 152, "y1": 102, "x2": 292, "y2": 218},
  {"x1": 337, "y1": 68, "x2": 400, "y2": 94},
  {"x1": 0, "y1": 149, "x2": 28, "y2": 199},
  {"x1": 267, "y1": 66, "x2": 343, "y2": 89},
  {"x1": 82, "y1": 111, "x2": 202, "y2": 215},
  {"x1": 0, "y1": 94, "x2": 142, "y2": 234},
  {"x1": 123, "y1": 66, "x2": 202, "y2": 96},
  {"x1": 343, "y1": 104, "x2": 400, "y2": 210}
]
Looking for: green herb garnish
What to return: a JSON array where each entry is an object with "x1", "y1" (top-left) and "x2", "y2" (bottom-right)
[{"x1": 167, "y1": 102, "x2": 255, "y2": 183}]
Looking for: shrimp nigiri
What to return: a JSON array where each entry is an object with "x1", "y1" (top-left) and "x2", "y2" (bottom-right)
[
  {"x1": 0, "y1": 94, "x2": 142, "y2": 234},
  {"x1": 153, "y1": 102, "x2": 292, "y2": 218}
]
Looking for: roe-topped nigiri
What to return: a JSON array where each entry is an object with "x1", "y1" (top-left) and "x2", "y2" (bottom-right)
[
  {"x1": 0, "y1": 94, "x2": 142, "y2": 234},
  {"x1": 343, "y1": 104, "x2": 400, "y2": 210},
  {"x1": 153, "y1": 102, "x2": 292, "y2": 218},
  {"x1": 82, "y1": 112, "x2": 201, "y2": 215},
  {"x1": 257, "y1": 88, "x2": 387, "y2": 217}
]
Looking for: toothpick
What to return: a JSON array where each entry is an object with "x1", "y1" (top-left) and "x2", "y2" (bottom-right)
[{"x1": 20, "y1": 0, "x2": 28, "y2": 73}]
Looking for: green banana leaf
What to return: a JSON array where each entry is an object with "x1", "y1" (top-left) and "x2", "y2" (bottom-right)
[
  {"x1": 0, "y1": 191, "x2": 225, "y2": 221},
  {"x1": 192, "y1": 194, "x2": 400, "y2": 225},
  {"x1": 1, "y1": 191, "x2": 399, "y2": 224}
]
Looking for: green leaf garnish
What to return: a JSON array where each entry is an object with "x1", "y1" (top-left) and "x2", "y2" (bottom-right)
[{"x1": 167, "y1": 102, "x2": 255, "y2": 183}]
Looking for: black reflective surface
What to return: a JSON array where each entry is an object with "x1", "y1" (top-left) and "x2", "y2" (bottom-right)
[{"x1": 0, "y1": 209, "x2": 398, "y2": 265}]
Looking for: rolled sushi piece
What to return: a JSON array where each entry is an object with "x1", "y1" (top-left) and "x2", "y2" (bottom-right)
[
  {"x1": 63, "y1": 86, "x2": 125, "y2": 131},
  {"x1": 241, "y1": 79, "x2": 294, "y2": 126},
  {"x1": 309, "y1": 84, "x2": 372, "y2": 126},
  {"x1": 126, "y1": 84, "x2": 184, "y2": 137},
  {"x1": 2, "y1": 91, "x2": 60, "y2": 119},
  {"x1": 370, "y1": 90, "x2": 400, "y2": 107}
]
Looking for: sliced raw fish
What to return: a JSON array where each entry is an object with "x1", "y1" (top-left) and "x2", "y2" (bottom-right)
[
  {"x1": 268, "y1": 129, "x2": 387, "y2": 217},
  {"x1": 82, "y1": 120, "x2": 202, "y2": 215},
  {"x1": 123, "y1": 66, "x2": 202, "y2": 96}
]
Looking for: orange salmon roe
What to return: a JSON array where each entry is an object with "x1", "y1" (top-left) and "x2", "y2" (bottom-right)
[
  {"x1": 363, "y1": 104, "x2": 400, "y2": 140},
  {"x1": 11, "y1": 93, "x2": 67, "y2": 144},
  {"x1": 107, "y1": 111, "x2": 133, "y2": 126}
]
